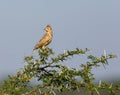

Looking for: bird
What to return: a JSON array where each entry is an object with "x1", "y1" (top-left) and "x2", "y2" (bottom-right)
[{"x1": 32, "y1": 25, "x2": 53, "y2": 53}]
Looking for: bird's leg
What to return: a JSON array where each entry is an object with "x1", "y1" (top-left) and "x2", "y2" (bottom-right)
[{"x1": 41, "y1": 46, "x2": 46, "y2": 51}]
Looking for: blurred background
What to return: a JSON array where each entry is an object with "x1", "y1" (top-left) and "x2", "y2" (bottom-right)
[{"x1": 0, "y1": 0, "x2": 120, "y2": 82}]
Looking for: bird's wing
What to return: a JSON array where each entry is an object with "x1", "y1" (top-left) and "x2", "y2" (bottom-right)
[
  {"x1": 34, "y1": 33, "x2": 49, "y2": 49},
  {"x1": 38, "y1": 33, "x2": 50, "y2": 46}
]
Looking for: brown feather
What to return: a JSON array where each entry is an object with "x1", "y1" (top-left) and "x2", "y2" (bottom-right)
[{"x1": 33, "y1": 25, "x2": 53, "y2": 52}]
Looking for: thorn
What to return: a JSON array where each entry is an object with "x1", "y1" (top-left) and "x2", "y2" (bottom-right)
[
  {"x1": 102, "y1": 50, "x2": 108, "y2": 70},
  {"x1": 32, "y1": 50, "x2": 36, "y2": 55},
  {"x1": 64, "y1": 50, "x2": 66, "y2": 53},
  {"x1": 99, "y1": 80, "x2": 101, "y2": 87},
  {"x1": 102, "y1": 63, "x2": 106, "y2": 70},
  {"x1": 103, "y1": 50, "x2": 107, "y2": 58},
  {"x1": 109, "y1": 83, "x2": 113, "y2": 88}
]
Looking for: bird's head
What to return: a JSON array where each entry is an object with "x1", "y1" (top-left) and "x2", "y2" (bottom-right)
[{"x1": 44, "y1": 25, "x2": 52, "y2": 32}]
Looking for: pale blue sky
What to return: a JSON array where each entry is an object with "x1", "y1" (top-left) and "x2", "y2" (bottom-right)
[{"x1": 0, "y1": 0, "x2": 120, "y2": 81}]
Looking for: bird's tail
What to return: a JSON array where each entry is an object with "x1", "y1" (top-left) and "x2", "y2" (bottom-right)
[{"x1": 32, "y1": 50, "x2": 36, "y2": 55}]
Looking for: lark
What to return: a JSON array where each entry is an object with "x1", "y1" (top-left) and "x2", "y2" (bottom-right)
[{"x1": 33, "y1": 25, "x2": 53, "y2": 53}]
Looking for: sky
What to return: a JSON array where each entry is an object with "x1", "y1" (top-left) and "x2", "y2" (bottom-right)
[{"x1": 0, "y1": 0, "x2": 120, "y2": 81}]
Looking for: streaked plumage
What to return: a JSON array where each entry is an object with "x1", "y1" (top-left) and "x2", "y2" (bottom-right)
[{"x1": 33, "y1": 25, "x2": 53, "y2": 52}]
